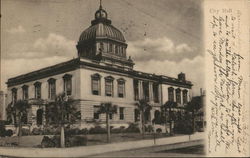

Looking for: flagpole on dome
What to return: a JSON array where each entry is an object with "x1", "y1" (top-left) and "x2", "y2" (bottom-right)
[{"x1": 99, "y1": 0, "x2": 102, "y2": 9}]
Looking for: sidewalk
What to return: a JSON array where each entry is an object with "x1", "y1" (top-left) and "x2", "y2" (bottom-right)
[{"x1": 0, "y1": 132, "x2": 204, "y2": 157}]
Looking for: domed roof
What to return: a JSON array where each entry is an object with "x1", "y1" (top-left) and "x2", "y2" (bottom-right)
[
  {"x1": 78, "y1": 3, "x2": 125, "y2": 43},
  {"x1": 79, "y1": 23, "x2": 125, "y2": 42}
]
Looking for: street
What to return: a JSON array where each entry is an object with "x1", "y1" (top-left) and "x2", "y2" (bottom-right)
[{"x1": 91, "y1": 145, "x2": 205, "y2": 157}]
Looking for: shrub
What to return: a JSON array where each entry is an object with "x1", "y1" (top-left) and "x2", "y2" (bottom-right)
[
  {"x1": 0, "y1": 123, "x2": 6, "y2": 137},
  {"x1": 41, "y1": 135, "x2": 87, "y2": 148},
  {"x1": 42, "y1": 127, "x2": 60, "y2": 135},
  {"x1": 89, "y1": 126, "x2": 106, "y2": 134},
  {"x1": 32, "y1": 128, "x2": 43, "y2": 135},
  {"x1": 5, "y1": 129, "x2": 13, "y2": 137},
  {"x1": 124, "y1": 123, "x2": 140, "y2": 133},
  {"x1": 111, "y1": 126, "x2": 125, "y2": 133},
  {"x1": 21, "y1": 128, "x2": 30, "y2": 136},
  {"x1": 145, "y1": 125, "x2": 154, "y2": 133},
  {"x1": 174, "y1": 120, "x2": 193, "y2": 134},
  {"x1": 156, "y1": 128, "x2": 162, "y2": 133}
]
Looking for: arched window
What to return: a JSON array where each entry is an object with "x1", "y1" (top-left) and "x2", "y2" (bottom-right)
[
  {"x1": 91, "y1": 73, "x2": 101, "y2": 95},
  {"x1": 34, "y1": 82, "x2": 41, "y2": 99},
  {"x1": 48, "y1": 78, "x2": 56, "y2": 99},
  {"x1": 37, "y1": 109, "x2": 43, "y2": 125},
  {"x1": 154, "y1": 110, "x2": 161, "y2": 124},
  {"x1": 105, "y1": 76, "x2": 114, "y2": 97},
  {"x1": 63, "y1": 74, "x2": 72, "y2": 96},
  {"x1": 117, "y1": 78, "x2": 125, "y2": 98},
  {"x1": 22, "y1": 85, "x2": 29, "y2": 100}
]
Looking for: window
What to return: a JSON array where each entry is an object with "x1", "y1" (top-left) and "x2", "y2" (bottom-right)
[
  {"x1": 37, "y1": 109, "x2": 43, "y2": 125},
  {"x1": 63, "y1": 74, "x2": 72, "y2": 95},
  {"x1": 11, "y1": 88, "x2": 17, "y2": 103},
  {"x1": 105, "y1": 76, "x2": 114, "y2": 97},
  {"x1": 93, "y1": 106, "x2": 100, "y2": 119},
  {"x1": 183, "y1": 90, "x2": 188, "y2": 104},
  {"x1": 115, "y1": 45, "x2": 118, "y2": 54},
  {"x1": 100, "y1": 42, "x2": 104, "y2": 51},
  {"x1": 48, "y1": 78, "x2": 56, "y2": 99},
  {"x1": 176, "y1": 88, "x2": 181, "y2": 104},
  {"x1": 133, "y1": 79, "x2": 139, "y2": 100},
  {"x1": 119, "y1": 107, "x2": 124, "y2": 120},
  {"x1": 109, "y1": 113, "x2": 113, "y2": 119},
  {"x1": 153, "y1": 83, "x2": 159, "y2": 103},
  {"x1": 22, "y1": 85, "x2": 29, "y2": 100},
  {"x1": 134, "y1": 109, "x2": 140, "y2": 122},
  {"x1": 91, "y1": 74, "x2": 101, "y2": 95},
  {"x1": 34, "y1": 82, "x2": 41, "y2": 99},
  {"x1": 168, "y1": 87, "x2": 174, "y2": 102},
  {"x1": 117, "y1": 79, "x2": 125, "y2": 98},
  {"x1": 143, "y1": 81, "x2": 149, "y2": 101},
  {"x1": 109, "y1": 43, "x2": 113, "y2": 52}
]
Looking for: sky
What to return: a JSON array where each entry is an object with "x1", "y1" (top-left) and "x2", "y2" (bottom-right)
[{"x1": 1, "y1": 0, "x2": 204, "y2": 96}]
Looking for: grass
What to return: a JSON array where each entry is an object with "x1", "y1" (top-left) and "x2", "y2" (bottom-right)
[{"x1": 0, "y1": 133, "x2": 170, "y2": 147}]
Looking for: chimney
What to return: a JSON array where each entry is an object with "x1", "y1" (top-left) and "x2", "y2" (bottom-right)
[{"x1": 178, "y1": 72, "x2": 186, "y2": 81}]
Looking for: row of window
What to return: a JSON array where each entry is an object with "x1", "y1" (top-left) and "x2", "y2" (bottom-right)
[
  {"x1": 168, "y1": 87, "x2": 188, "y2": 104},
  {"x1": 133, "y1": 79, "x2": 159, "y2": 102},
  {"x1": 93, "y1": 106, "x2": 125, "y2": 120},
  {"x1": 99, "y1": 42, "x2": 126, "y2": 57},
  {"x1": 11, "y1": 74, "x2": 72, "y2": 102},
  {"x1": 91, "y1": 74, "x2": 125, "y2": 98}
]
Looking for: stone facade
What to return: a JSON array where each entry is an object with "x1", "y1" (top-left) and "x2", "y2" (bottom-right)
[{"x1": 5, "y1": 3, "x2": 193, "y2": 129}]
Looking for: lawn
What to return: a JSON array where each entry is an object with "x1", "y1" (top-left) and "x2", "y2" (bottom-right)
[{"x1": 0, "y1": 133, "x2": 170, "y2": 147}]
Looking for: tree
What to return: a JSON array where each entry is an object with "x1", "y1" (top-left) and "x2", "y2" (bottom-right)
[
  {"x1": 135, "y1": 99, "x2": 152, "y2": 138},
  {"x1": 185, "y1": 96, "x2": 202, "y2": 132},
  {"x1": 98, "y1": 102, "x2": 117, "y2": 143},
  {"x1": 6, "y1": 100, "x2": 30, "y2": 136},
  {"x1": 46, "y1": 93, "x2": 80, "y2": 148},
  {"x1": 162, "y1": 101, "x2": 177, "y2": 135}
]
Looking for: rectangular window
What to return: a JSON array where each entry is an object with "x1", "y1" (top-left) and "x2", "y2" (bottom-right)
[
  {"x1": 168, "y1": 87, "x2": 174, "y2": 102},
  {"x1": 48, "y1": 80, "x2": 56, "y2": 99},
  {"x1": 176, "y1": 89, "x2": 181, "y2": 104},
  {"x1": 92, "y1": 78, "x2": 100, "y2": 95},
  {"x1": 35, "y1": 83, "x2": 41, "y2": 99},
  {"x1": 118, "y1": 81, "x2": 125, "y2": 98},
  {"x1": 133, "y1": 79, "x2": 139, "y2": 100},
  {"x1": 143, "y1": 81, "x2": 149, "y2": 101},
  {"x1": 183, "y1": 90, "x2": 188, "y2": 104},
  {"x1": 12, "y1": 88, "x2": 17, "y2": 103},
  {"x1": 109, "y1": 113, "x2": 113, "y2": 120},
  {"x1": 105, "y1": 80, "x2": 113, "y2": 97},
  {"x1": 153, "y1": 83, "x2": 159, "y2": 103},
  {"x1": 22, "y1": 86, "x2": 29, "y2": 100},
  {"x1": 64, "y1": 77, "x2": 72, "y2": 95},
  {"x1": 93, "y1": 106, "x2": 100, "y2": 119},
  {"x1": 119, "y1": 107, "x2": 124, "y2": 120},
  {"x1": 109, "y1": 43, "x2": 113, "y2": 52}
]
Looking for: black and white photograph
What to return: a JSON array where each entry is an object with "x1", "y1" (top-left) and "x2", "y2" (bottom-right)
[{"x1": 0, "y1": 0, "x2": 249, "y2": 157}]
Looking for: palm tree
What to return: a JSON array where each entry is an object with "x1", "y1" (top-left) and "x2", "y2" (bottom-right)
[
  {"x1": 46, "y1": 93, "x2": 80, "y2": 148},
  {"x1": 186, "y1": 96, "x2": 202, "y2": 133},
  {"x1": 162, "y1": 101, "x2": 177, "y2": 135},
  {"x1": 98, "y1": 102, "x2": 117, "y2": 143},
  {"x1": 135, "y1": 99, "x2": 152, "y2": 138},
  {"x1": 6, "y1": 100, "x2": 30, "y2": 136}
]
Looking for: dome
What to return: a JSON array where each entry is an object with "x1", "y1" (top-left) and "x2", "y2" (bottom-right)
[
  {"x1": 78, "y1": 3, "x2": 125, "y2": 43},
  {"x1": 79, "y1": 23, "x2": 126, "y2": 43}
]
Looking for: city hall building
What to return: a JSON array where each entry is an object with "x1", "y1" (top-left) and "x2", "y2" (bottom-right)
[{"x1": 6, "y1": 4, "x2": 193, "y2": 128}]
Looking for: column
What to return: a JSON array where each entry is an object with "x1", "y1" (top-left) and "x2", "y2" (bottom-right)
[
  {"x1": 149, "y1": 82, "x2": 153, "y2": 102},
  {"x1": 173, "y1": 88, "x2": 176, "y2": 102},
  {"x1": 180, "y1": 90, "x2": 183, "y2": 106},
  {"x1": 138, "y1": 80, "x2": 143, "y2": 100},
  {"x1": 42, "y1": 104, "x2": 46, "y2": 128}
]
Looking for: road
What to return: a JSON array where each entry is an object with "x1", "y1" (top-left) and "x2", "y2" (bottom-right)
[{"x1": 91, "y1": 145, "x2": 205, "y2": 157}]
